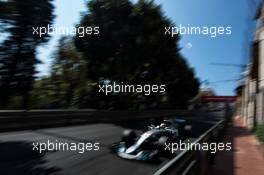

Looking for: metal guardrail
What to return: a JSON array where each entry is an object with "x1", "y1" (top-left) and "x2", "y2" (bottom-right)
[
  {"x1": 154, "y1": 120, "x2": 226, "y2": 175},
  {"x1": 0, "y1": 109, "x2": 211, "y2": 131},
  {"x1": 0, "y1": 109, "x2": 208, "y2": 121}
]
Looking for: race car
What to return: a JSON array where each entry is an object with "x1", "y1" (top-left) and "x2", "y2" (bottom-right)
[{"x1": 111, "y1": 119, "x2": 192, "y2": 161}]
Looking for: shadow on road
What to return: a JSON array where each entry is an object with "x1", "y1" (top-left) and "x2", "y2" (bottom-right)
[{"x1": 0, "y1": 141, "x2": 61, "y2": 175}]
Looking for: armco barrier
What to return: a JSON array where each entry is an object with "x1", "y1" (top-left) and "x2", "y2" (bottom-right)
[
  {"x1": 154, "y1": 120, "x2": 226, "y2": 175},
  {"x1": 0, "y1": 109, "x2": 211, "y2": 131}
]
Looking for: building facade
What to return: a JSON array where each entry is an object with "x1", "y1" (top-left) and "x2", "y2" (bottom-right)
[{"x1": 241, "y1": 3, "x2": 264, "y2": 129}]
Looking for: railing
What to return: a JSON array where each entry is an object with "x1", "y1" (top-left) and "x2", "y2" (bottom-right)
[
  {"x1": 0, "y1": 109, "x2": 212, "y2": 131},
  {"x1": 154, "y1": 120, "x2": 226, "y2": 175}
]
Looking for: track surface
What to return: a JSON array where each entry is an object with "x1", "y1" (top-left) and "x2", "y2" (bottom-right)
[{"x1": 0, "y1": 111, "x2": 225, "y2": 175}]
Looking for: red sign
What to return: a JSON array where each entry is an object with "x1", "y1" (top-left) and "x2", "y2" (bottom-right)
[{"x1": 201, "y1": 96, "x2": 237, "y2": 102}]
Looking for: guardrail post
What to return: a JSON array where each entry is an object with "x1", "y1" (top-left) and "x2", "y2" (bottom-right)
[{"x1": 225, "y1": 102, "x2": 232, "y2": 123}]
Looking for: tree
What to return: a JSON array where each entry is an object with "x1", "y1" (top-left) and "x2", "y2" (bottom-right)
[
  {"x1": 50, "y1": 36, "x2": 87, "y2": 108},
  {"x1": 75, "y1": 0, "x2": 200, "y2": 109},
  {"x1": 30, "y1": 36, "x2": 90, "y2": 109},
  {"x1": 0, "y1": 0, "x2": 54, "y2": 109}
]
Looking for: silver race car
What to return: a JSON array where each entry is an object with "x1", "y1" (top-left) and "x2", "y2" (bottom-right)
[{"x1": 112, "y1": 119, "x2": 192, "y2": 161}]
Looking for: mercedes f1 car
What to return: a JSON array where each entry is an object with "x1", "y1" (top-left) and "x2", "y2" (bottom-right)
[{"x1": 111, "y1": 119, "x2": 192, "y2": 161}]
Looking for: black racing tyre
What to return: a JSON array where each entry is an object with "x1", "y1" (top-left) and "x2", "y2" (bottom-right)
[{"x1": 122, "y1": 130, "x2": 137, "y2": 147}]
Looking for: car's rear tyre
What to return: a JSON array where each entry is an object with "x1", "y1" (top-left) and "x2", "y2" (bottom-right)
[{"x1": 122, "y1": 129, "x2": 137, "y2": 147}]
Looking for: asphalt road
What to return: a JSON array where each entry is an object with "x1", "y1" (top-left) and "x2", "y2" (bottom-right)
[{"x1": 0, "y1": 111, "x2": 225, "y2": 175}]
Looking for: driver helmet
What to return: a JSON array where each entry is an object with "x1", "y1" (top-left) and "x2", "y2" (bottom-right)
[{"x1": 160, "y1": 123, "x2": 166, "y2": 129}]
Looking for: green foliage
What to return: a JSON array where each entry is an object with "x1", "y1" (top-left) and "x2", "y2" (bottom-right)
[
  {"x1": 1, "y1": 0, "x2": 200, "y2": 110},
  {"x1": 0, "y1": 0, "x2": 54, "y2": 109},
  {"x1": 255, "y1": 124, "x2": 264, "y2": 143},
  {"x1": 31, "y1": 37, "x2": 88, "y2": 109},
  {"x1": 29, "y1": 78, "x2": 54, "y2": 109},
  {"x1": 75, "y1": 0, "x2": 200, "y2": 109}
]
